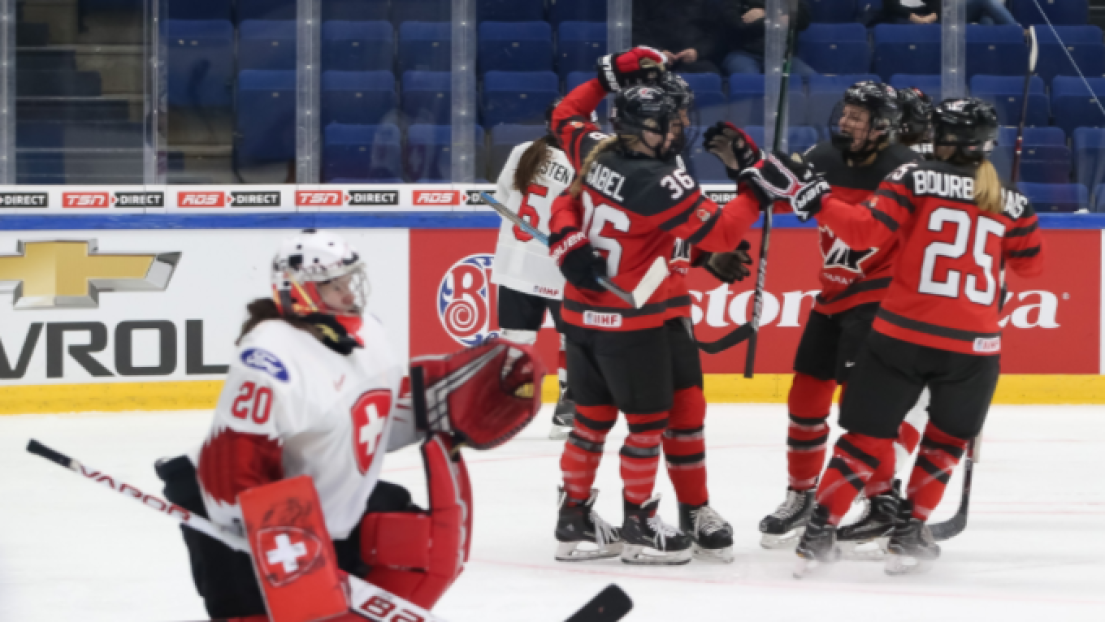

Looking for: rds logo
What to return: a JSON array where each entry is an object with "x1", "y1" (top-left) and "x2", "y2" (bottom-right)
[{"x1": 437, "y1": 254, "x2": 499, "y2": 347}]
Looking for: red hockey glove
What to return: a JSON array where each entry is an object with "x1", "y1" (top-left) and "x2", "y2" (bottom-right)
[
  {"x1": 596, "y1": 46, "x2": 667, "y2": 92},
  {"x1": 704, "y1": 240, "x2": 753, "y2": 284},
  {"x1": 410, "y1": 339, "x2": 545, "y2": 450},
  {"x1": 703, "y1": 122, "x2": 762, "y2": 180},
  {"x1": 740, "y1": 151, "x2": 830, "y2": 222},
  {"x1": 549, "y1": 227, "x2": 608, "y2": 292}
]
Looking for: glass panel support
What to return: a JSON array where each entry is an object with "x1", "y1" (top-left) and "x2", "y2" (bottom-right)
[
  {"x1": 144, "y1": 0, "x2": 168, "y2": 185},
  {"x1": 764, "y1": 0, "x2": 791, "y2": 153},
  {"x1": 941, "y1": 0, "x2": 967, "y2": 101},
  {"x1": 297, "y1": 0, "x2": 322, "y2": 184},
  {"x1": 451, "y1": 0, "x2": 477, "y2": 185},
  {"x1": 0, "y1": 0, "x2": 14, "y2": 185}
]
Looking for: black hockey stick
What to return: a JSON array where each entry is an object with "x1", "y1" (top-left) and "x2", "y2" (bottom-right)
[
  {"x1": 697, "y1": 322, "x2": 754, "y2": 354},
  {"x1": 930, "y1": 438, "x2": 976, "y2": 541}
]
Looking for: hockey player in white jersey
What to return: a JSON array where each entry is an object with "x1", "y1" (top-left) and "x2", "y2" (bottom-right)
[
  {"x1": 491, "y1": 99, "x2": 580, "y2": 440},
  {"x1": 156, "y1": 229, "x2": 544, "y2": 620}
]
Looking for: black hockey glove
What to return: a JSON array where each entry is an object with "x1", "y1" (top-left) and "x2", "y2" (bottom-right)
[
  {"x1": 703, "y1": 122, "x2": 763, "y2": 180},
  {"x1": 703, "y1": 240, "x2": 753, "y2": 284},
  {"x1": 549, "y1": 228, "x2": 607, "y2": 292},
  {"x1": 595, "y1": 46, "x2": 667, "y2": 92},
  {"x1": 740, "y1": 151, "x2": 830, "y2": 222}
]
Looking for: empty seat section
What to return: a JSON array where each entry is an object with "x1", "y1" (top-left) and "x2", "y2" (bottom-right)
[
  {"x1": 17, "y1": 70, "x2": 101, "y2": 96},
  {"x1": 1035, "y1": 26, "x2": 1105, "y2": 86},
  {"x1": 322, "y1": 71, "x2": 397, "y2": 126},
  {"x1": 237, "y1": 70, "x2": 296, "y2": 163},
  {"x1": 239, "y1": 20, "x2": 296, "y2": 70},
  {"x1": 558, "y1": 22, "x2": 606, "y2": 79},
  {"x1": 323, "y1": 123, "x2": 403, "y2": 182},
  {"x1": 969, "y1": 75, "x2": 1048, "y2": 127},
  {"x1": 166, "y1": 20, "x2": 233, "y2": 108},
  {"x1": 806, "y1": 74, "x2": 879, "y2": 129},
  {"x1": 399, "y1": 22, "x2": 451, "y2": 73},
  {"x1": 167, "y1": 0, "x2": 231, "y2": 20},
  {"x1": 238, "y1": 0, "x2": 295, "y2": 21},
  {"x1": 482, "y1": 71, "x2": 560, "y2": 126},
  {"x1": 729, "y1": 75, "x2": 806, "y2": 127},
  {"x1": 680, "y1": 72, "x2": 726, "y2": 126},
  {"x1": 1073, "y1": 127, "x2": 1105, "y2": 190},
  {"x1": 322, "y1": 21, "x2": 393, "y2": 71},
  {"x1": 322, "y1": 0, "x2": 390, "y2": 21},
  {"x1": 405, "y1": 124, "x2": 487, "y2": 182},
  {"x1": 567, "y1": 71, "x2": 608, "y2": 119},
  {"x1": 807, "y1": 0, "x2": 856, "y2": 23},
  {"x1": 1010, "y1": 0, "x2": 1088, "y2": 25},
  {"x1": 966, "y1": 25, "x2": 1028, "y2": 78},
  {"x1": 1018, "y1": 182, "x2": 1088, "y2": 212},
  {"x1": 1051, "y1": 77, "x2": 1105, "y2": 136},
  {"x1": 402, "y1": 71, "x2": 451, "y2": 125},
  {"x1": 479, "y1": 21, "x2": 553, "y2": 73},
  {"x1": 392, "y1": 0, "x2": 450, "y2": 24},
  {"x1": 548, "y1": 0, "x2": 606, "y2": 26},
  {"x1": 688, "y1": 127, "x2": 730, "y2": 183},
  {"x1": 991, "y1": 127, "x2": 1068, "y2": 182},
  {"x1": 477, "y1": 0, "x2": 544, "y2": 22},
  {"x1": 490, "y1": 124, "x2": 546, "y2": 180},
  {"x1": 888, "y1": 74, "x2": 942, "y2": 96},
  {"x1": 797, "y1": 23, "x2": 870, "y2": 76},
  {"x1": 873, "y1": 25, "x2": 941, "y2": 81}
]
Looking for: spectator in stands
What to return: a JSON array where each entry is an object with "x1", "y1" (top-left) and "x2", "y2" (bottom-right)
[
  {"x1": 885, "y1": 0, "x2": 1018, "y2": 26},
  {"x1": 633, "y1": 0, "x2": 723, "y2": 73},
  {"x1": 719, "y1": 1, "x2": 816, "y2": 76}
]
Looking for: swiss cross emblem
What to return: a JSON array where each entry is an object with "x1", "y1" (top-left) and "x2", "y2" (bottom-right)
[
  {"x1": 256, "y1": 527, "x2": 323, "y2": 587},
  {"x1": 351, "y1": 389, "x2": 393, "y2": 474}
]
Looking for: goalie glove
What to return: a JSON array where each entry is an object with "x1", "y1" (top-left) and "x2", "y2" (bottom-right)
[
  {"x1": 704, "y1": 240, "x2": 753, "y2": 284},
  {"x1": 410, "y1": 339, "x2": 545, "y2": 450},
  {"x1": 596, "y1": 46, "x2": 667, "y2": 93},
  {"x1": 703, "y1": 122, "x2": 762, "y2": 180},
  {"x1": 740, "y1": 151, "x2": 831, "y2": 222}
]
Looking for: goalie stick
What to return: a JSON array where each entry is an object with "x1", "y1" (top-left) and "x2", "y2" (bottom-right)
[
  {"x1": 26, "y1": 439, "x2": 632, "y2": 622},
  {"x1": 479, "y1": 191, "x2": 668, "y2": 308}
]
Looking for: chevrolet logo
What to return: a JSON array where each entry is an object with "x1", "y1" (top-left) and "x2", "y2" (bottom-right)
[{"x1": 0, "y1": 240, "x2": 180, "y2": 309}]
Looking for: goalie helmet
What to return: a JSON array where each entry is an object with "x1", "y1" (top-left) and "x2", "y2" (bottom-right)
[
  {"x1": 932, "y1": 97, "x2": 999, "y2": 158},
  {"x1": 830, "y1": 81, "x2": 902, "y2": 157},
  {"x1": 272, "y1": 229, "x2": 370, "y2": 317}
]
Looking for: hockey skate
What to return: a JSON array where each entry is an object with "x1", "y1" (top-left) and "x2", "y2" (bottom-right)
[
  {"x1": 555, "y1": 488, "x2": 623, "y2": 561},
  {"x1": 548, "y1": 395, "x2": 576, "y2": 440},
  {"x1": 837, "y1": 482, "x2": 901, "y2": 561},
  {"x1": 793, "y1": 505, "x2": 840, "y2": 578},
  {"x1": 621, "y1": 495, "x2": 693, "y2": 565},
  {"x1": 679, "y1": 502, "x2": 735, "y2": 563},
  {"x1": 759, "y1": 488, "x2": 815, "y2": 549},
  {"x1": 885, "y1": 501, "x2": 940, "y2": 576}
]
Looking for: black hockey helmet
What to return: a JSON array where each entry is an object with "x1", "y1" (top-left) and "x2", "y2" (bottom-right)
[
  {"x1": 611, "y1": 85, "x2": 681, "y2": 160},
  {"x1": 830, "y1": 81, "x2": 902, "y2": 157},
  {"x1": 898, "y1": 87, "x2": 934, "y2": 146},
  {"x1": 659, "y1": 72, "x2": 697, "y2": 155},
  {"x1": 932, "y1": 97, "x2": 999, "y2": 158}
]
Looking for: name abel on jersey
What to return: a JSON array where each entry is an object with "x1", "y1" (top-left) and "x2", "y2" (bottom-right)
[
  {"x1": 586, "y1": 163, "x2": 626, "y2": 202},
  {"x1": 910, "y1": 169, "x2": 1029, "y2": 218}
]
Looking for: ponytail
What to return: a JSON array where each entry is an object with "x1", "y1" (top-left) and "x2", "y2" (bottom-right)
[
  {"x1": 974, "y1": 159, "x2": 1003, "y2": 215},
  {"x1": 570, "y1": 135, "x2": 623, "y2": 198},
  {"x1": 238, "y1": 298, "x2": 322, "y2": 344},
  {"x1": 513, "y1": 136, "x2": 554, "y2": 192}
]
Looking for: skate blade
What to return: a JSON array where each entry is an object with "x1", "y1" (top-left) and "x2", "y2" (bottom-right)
[
  {"x1": 793, "y1": 555, "x2": 823, "y2": 579},
  {"x1": 548, "y1": 424, "x2": 570, "y2": 441},
  {"x1": 884, "y1": 553, "x2": 935, "y2": 576},
  {"x1": 838, "y1": 537, "x2": 889, "y2": 561},
  {"x1": 692, "y1": 543, "x2": 735, "y2": 564},
  {"x1": 761, "y1": 528, "x2": 803, "y2": 550},
  {"x1": 555, "y1": 540, "x2": 623, "y2": 562},
  {"x1": 620, "y1": 544, "x2": 692, "y2": 566}
]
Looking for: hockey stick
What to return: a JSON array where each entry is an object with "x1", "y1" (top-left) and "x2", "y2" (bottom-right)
[
  {"x1": 479, "y1": 191, "x2": 668, "y2": 308},
  {"x1": 27, "y1": 439, "x2": 633, "y2": 622},
  {"x1": 929, "y1": 438, "x2": 977, "y2": 541}
]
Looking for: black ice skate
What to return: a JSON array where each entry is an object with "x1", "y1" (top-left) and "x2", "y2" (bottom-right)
[
  {"x1": 759, "y1": 488, "x2": 815, "y2": 549},
  {"x1": 793, "y1": 505, "x2": 840, "y2": 578},
  {"x1": 837, "y1": 481, "x2": 902, "y2": 560},
  {"x1": 555, "y1": 488, "x2": 623, "y2": 562},
  {"x1": 679, "y1": 502, "x2": 734, "y2": 563},
  {"x1": 621, "y1": 495, "x2": 692, "y2": 565},
  {"x1": 885, "y1": 500, "x2": 941, "y2": 576},
  {"x1": 548, "y1": 394, "x2": 576, "y2": 440}
]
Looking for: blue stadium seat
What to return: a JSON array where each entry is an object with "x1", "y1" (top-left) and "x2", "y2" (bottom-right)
[
  {"x1": 322, "y1": 21, "x2": 393, "y2": 72},
  {"x1": 166, "y1": 20, "x2": 233, "y2": 108},
  {"x1": 966, "y1": 26, "x2": 1029, "y2": 78},
  {"x1": 873, "y1": 25, "x2": 941, "y2": 81},
  {"x1": 482, "y1": 71, "x2": 560, "y2": 126},
  {"x1": 567, "y1": 71, "x2": 608, "y2": 119},
  {"x1": 558, "y1": 22, "x2": 606, "y2": 79},
  {"x1": 808, "y1": 0, "x2": 857, "y2": 23},
  {"x1": 399, "y1": 22, "x2": 451, "y2": 73},
  {"x1": 1035, "y1": 26, "x2": 1105, "y2": 86},
  {"x1": 969, "y1": 75, "x2": 1049, "y2": 127},
  {"x1": 237, "y1": 70, "x2": 295, "y2": 163},
  {"x1": 405, "y1": 124, "x2": 487, "y2": 182},
  {"x1": 1010, "y1": 0, "x2": 1088, "y2": 26},
  {"x1": 797, "y1": 23, "x2": 871, "y2": 76},
  {"x1": 889, "y1": 74, "x2": 942, "y2": 97},
  {"x1": 806, "y1": 74, "x2": 880, "y2": 128},
  {"x1": 548, "y1": 0, "x2": 606, "y2": 26},
  {"x1": 402, "y1": 71, "x2": 451, "y2": 125},
  {"x1": 323, "y1": 123, "x2": 403, "y2": 182},
  {"x1": 392, "y1": 0, "x2": 450, "y2": 24},
  {"x1": 490, "y1": 124, "x2": 546, "y2": 180},
  {"x1": 322, "y1": 0, "x2": 390, "y2": 21},
  {"x1": 1073, "y1": 127, "x2": 1105, "y2": 191},
  {"x1": 991, "y1": 127, "x2": 1068, "y2": 181},
  {"x1": 239, "y1": 20, "x2": 296, "y2": 70},
  {"x1": 729, "y1": 74, "x2": 807, "y2": 127},
  {"x1": 321, "y1": 71, "x2": 397, "y2": 126},
  {"x1": 168, "y1": 0, "x2": 231, "y2": 20},
  {"x1": 1095, "y1": 184, "x2": 1105, "y2": 212},
  {"x1": 238, "y1": 0, "x2": 295, "y2": 21},
  {"x1": 17, "y1": 70, "x2": 101, "y2": 96},
  {"x1": 688, "y1": 127, "x2": 730, "y2": 183},
  {"x1": 1051, "y1": 76, "x2": 1105, "y2": 135},
  {"x1": 479, "y1": 21, "x2": 553, "y2": 73},
  {"x1": 477, "y1": 0, "x2": 543, "y2": 22},
  {"x1": 679, "y1": 72, "x2": 727, "y2": 126},
  {"x1": 1018, "y1": 182, "x2": 1088, "y2": 212}
]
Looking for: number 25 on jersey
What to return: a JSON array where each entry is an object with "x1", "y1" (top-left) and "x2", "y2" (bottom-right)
[{"x1": 920, "y1": 207, "x2": 1005, "y2": 306}]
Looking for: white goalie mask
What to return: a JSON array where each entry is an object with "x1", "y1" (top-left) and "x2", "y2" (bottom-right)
[{"x1": 271, "y1": 229, "x2": 371, "y2": 317}]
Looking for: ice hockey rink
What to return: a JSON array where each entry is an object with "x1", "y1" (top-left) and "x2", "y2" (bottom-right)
[{"x1": 1, "y1": 404, "x2": 1102, "y2": 622}]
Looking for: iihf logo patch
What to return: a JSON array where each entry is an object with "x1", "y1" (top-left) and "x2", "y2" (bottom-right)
[{"x1": 437, "y1": 254, "x2": 499, "y2": 347}]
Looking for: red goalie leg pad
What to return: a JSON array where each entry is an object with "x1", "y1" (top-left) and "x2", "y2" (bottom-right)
[
  {"x1": 238, "y1": 476, "x2": 348, "y2": 622},
  {"x1": 664, "y1": 387, "x2": 708, "y2": 506},
  {"x1": 361, "y1": 434, "x2": 472, "y2": 610},
  {"x1": 815, "y1": 433, "x2": 892, "y2": 526},
  {"x1": 906, "y1": 423, "x2": 969, "y2": 521},
  {"x1": 561, "y1": 404, "x2": 617, "y2": 503},
  {"x1": 786, "y1": 373, "x2": 836, "y2": 491},
  {"x1": 621, "y1": 412, "x2": 668, "y2": 505}
]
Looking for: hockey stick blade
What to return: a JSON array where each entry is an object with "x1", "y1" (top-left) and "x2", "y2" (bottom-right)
[
  {"x1": 697, "y1": 322, "x2": 754, "y2": 354},
  {"x1": 565, "y1": 584, "x2": 633, "y2": 622},
  {"x1": 627, "y1": 256, "x2": 670, "y2": 308}
]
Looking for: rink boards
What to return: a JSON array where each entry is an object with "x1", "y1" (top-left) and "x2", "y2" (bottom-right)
[{"x1": 0, "y1": 204, "x2": 1102, "y2": 413}]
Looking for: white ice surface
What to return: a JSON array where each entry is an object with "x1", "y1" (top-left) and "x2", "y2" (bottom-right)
[{"x1": 2, "y1": 405, "x2": 1103, "y2": 622}]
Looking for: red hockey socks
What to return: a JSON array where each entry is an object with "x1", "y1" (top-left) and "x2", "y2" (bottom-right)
[
  {"x1": 786, "y1": 373, "x2": 836, "y2": 490},
  {"x1": 815, "y1": 433, "x2": 893, "y2": 525},
  {"x1": 560, "y1": 404, "x2": 618, "y2": 503},
  {"x1": 663, "y1": 387, "x2": 708, "y2": 506},
  {"x1": 621, "y1": 411, "x2": 668, "y2": 505},
  {"x1": 906, "y1": 423, "x2": 969, "y2": 520}
]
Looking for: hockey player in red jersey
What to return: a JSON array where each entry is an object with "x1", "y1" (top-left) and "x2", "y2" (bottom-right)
[
  {"x1": 546, "y1": 47, "x2": 769, "y2": 564},
  {"x1": 155, "y1": 230, "x2": 544, "y2": 619},
  {"x1": 748, "y1": 98, "x2": 1044, "y2": 576}
]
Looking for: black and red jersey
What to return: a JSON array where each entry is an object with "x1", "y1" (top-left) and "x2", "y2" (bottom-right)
[
  {"x1": 816, "y1": 158, "x2": 1045, "y2": 355},
  {"x1": 805, "y1": 142, "x2": 921, "y2": 314}
]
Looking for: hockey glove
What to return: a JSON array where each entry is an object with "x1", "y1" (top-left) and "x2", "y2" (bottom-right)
[
  {"x1": 704, "y1": 240, "x2": 753, "y2": 284},
  {"x1": 703, "y1": 122, "x2": 762, "y2": 180},
  {"x1": 596, "y1": 46, "x2": 667, "y2": 92},
  {"x1": 549, "y1": 227, "x2": 608, "y2": 292},
  {"x1": 740, "y1": 151, "x2": 830, "y2": 222}
]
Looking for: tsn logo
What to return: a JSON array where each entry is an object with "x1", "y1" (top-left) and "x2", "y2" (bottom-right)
[
  {"x1": 62, "y1": 193, "x2": 110, "y2": 208},
  {"x1": 414, "y1": 190, "x2": 461, "y2": 206},
  {"x1": 296, "y1": 191, "x2": 343, "y2": 206},
  {"x1": 178, "y1": 192, "x2": 226, "y2": 208}
]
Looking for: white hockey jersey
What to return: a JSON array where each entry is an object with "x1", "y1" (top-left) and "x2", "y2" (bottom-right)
[
  {"x1": 491, "y1": 142, "x2": 573, "y2": 300},
  {"x1": 195, "y1": 317, "x2": 414, "y2": 540}
]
